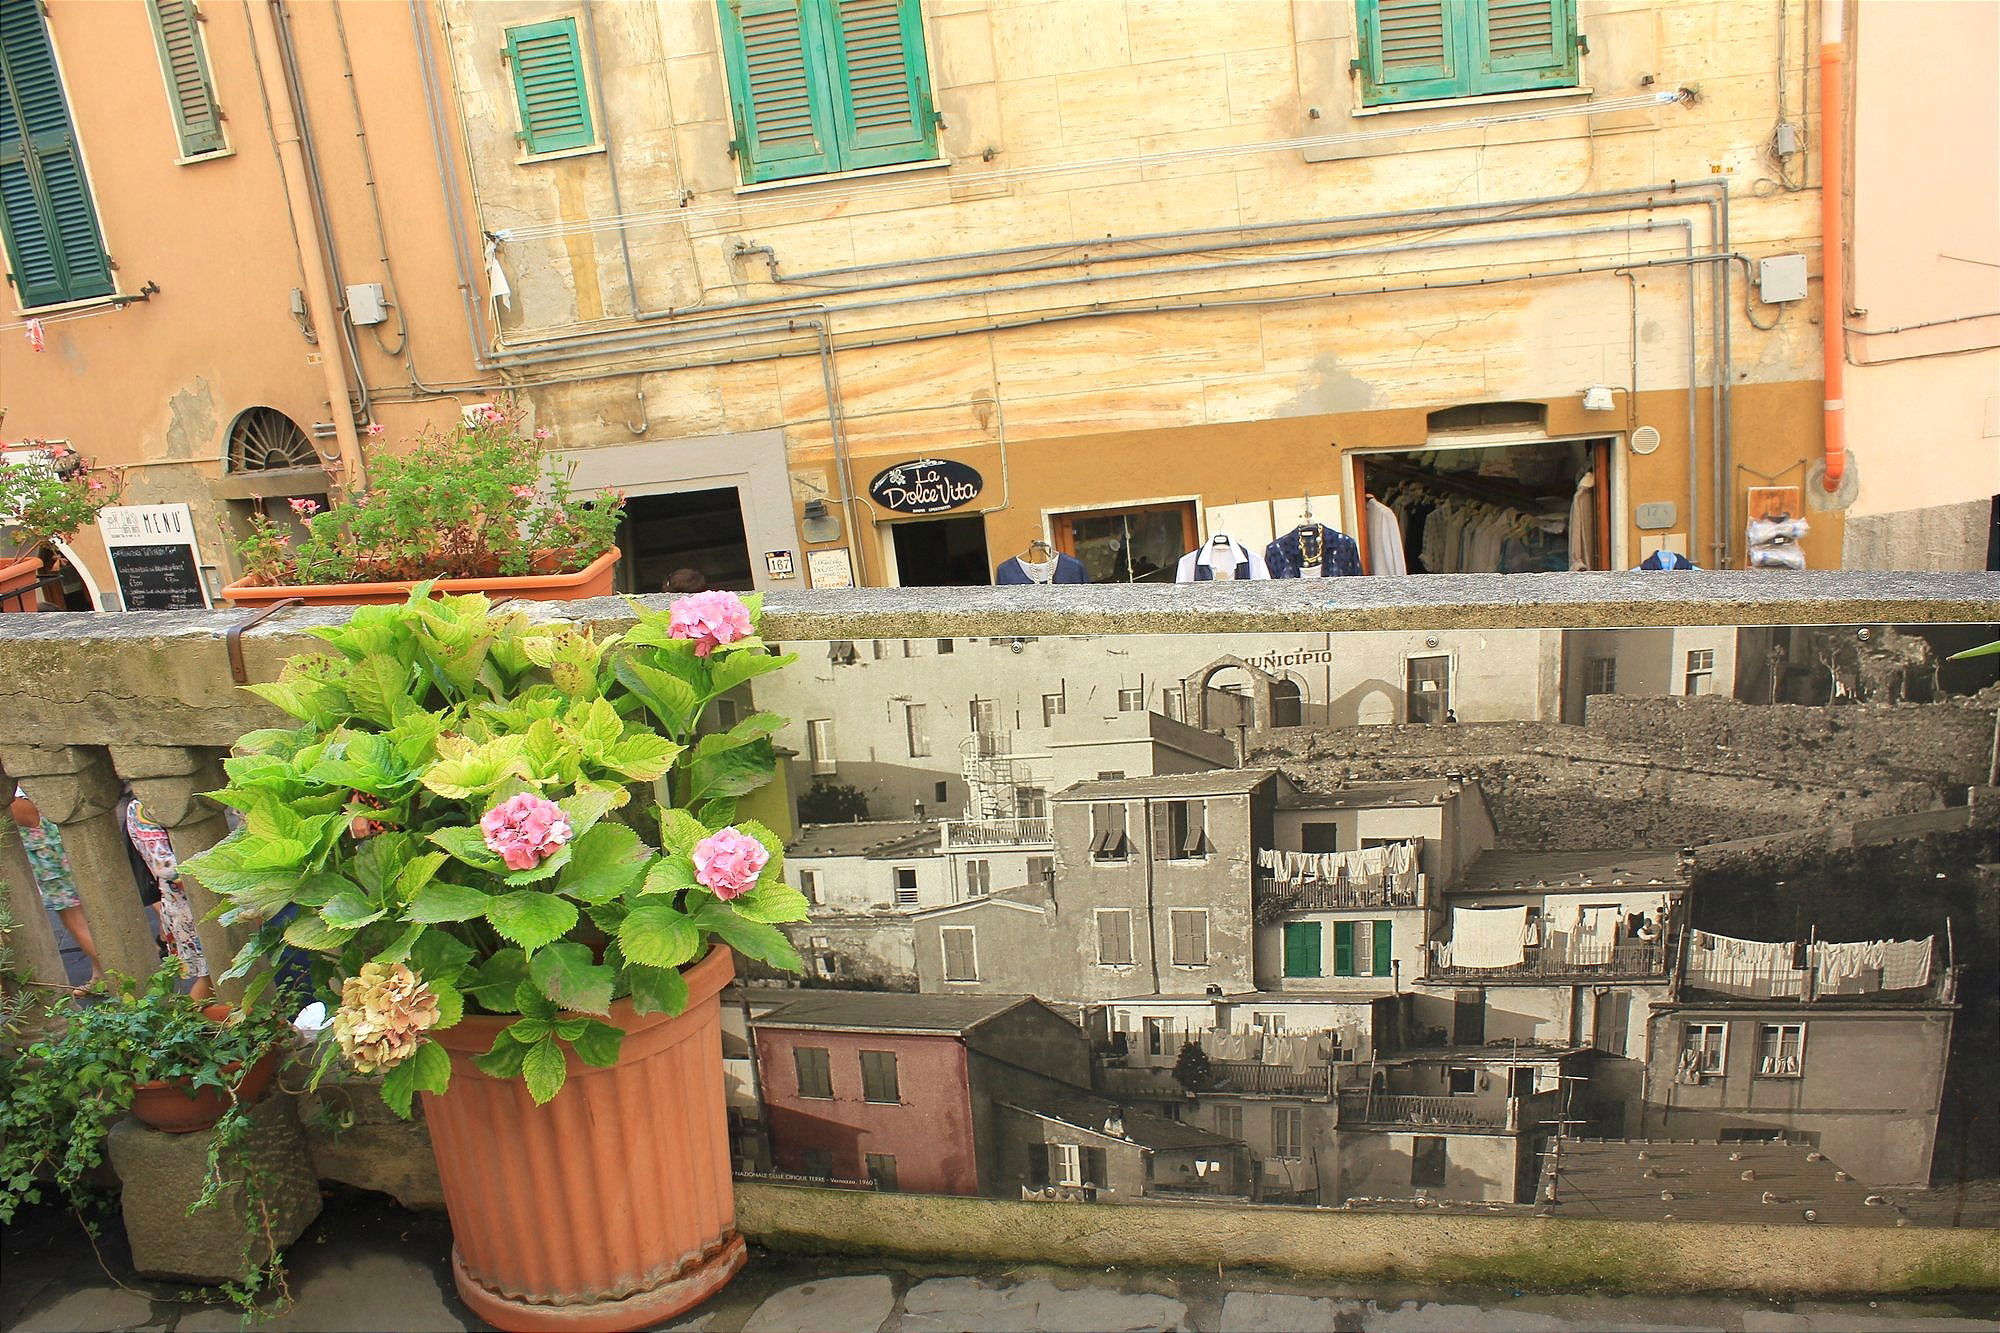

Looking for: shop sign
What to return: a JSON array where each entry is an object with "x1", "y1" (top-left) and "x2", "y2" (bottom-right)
[
  {"x1": 97, "y1": 503, "x2": 210, "y2": 611},
  {"x1": 867, "y1": 458, "x2": 982, "y2": 515}
]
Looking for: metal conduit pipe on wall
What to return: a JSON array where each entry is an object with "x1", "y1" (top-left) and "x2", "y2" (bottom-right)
[
  {"x1": 491, "y1": 214, "x2": 1721, "y2": 367},
  {"x1": 269, "y1": 0, "x2": 372, "y2": 429},
  {"x1": 490, "y1": 182, "x2": 1733, "y2": 354}
]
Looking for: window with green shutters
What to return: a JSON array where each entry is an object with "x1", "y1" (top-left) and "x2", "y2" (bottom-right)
[
  {"x1": 1356, "y1": 0, "x2": 1579, "y2": 108},
  {"x1": 719, "y1": 0, "x2": 937, "y2": 185},
  {"x1": 504, "y1": 18, "x2": 596, "y2": 157},
  {"x1": 0, "y1": 0, "x2": 114, "y2": 309},
  {"x1": 1329, "y1": 920, "x2": 1394, "y2": 977},
  {"x1": 1283, "y1": 922, "x2": 1322, "y2": 979},
  {"x1": 147, "y1": 0, "x2": 226, "y2": 159}
]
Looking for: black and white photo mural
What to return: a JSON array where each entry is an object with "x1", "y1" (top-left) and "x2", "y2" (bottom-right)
[{"x1": 716, "y1": 622, "x2": 1998, "y2": 1226}]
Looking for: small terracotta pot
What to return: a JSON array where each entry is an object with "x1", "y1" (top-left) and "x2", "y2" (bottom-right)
[
  {"x1": 128, "y1": 1046, "x2": 282, "y2": 1134},
  {"x1": 0, "y1": 554, "x2": 43, "y2": 612},
  {"x1": 219, "y1": 546, "x2": 620, "y2": 608},
  {"x1": 421, "y1": 946, "x2": 743, "y2": 1332}
]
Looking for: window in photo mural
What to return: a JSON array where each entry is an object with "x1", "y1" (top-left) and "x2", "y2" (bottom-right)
[{"x1": 728, "y1": 621, "x2": 1996, "y2": 1220}]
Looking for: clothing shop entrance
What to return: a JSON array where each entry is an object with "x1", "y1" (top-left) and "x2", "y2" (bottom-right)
[
  {"x1": 618, "y1": 487, "x2": 754, "y2": 593},
  {"x1": 1350, "y1": 439, "x2": 1614, "y2": 575},
  {"x1": 889, "y1": 515, "x2": 991, "y2": 586}
]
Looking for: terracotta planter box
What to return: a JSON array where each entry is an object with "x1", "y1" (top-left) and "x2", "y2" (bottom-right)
[
  {"x1": 0, "y1": 554, "x2": 43, "y2": 612},
  {"x1": 421, "y1": 946, "x2": 744, "y2": 1332},
  {"x1": 219, "y1": 547, "x2": 620, "y2": 608}
]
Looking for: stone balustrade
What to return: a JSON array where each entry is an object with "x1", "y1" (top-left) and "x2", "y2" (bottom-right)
[{"x1": 0, "y1": 571, "x2": 1993, "y2": 997}]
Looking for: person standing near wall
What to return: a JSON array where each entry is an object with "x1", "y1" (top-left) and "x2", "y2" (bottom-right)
[
  {"x1": 10, "y1": 788, "x2": 100, "y2": 985},
  {"x1": 124, "y1": 792, "x2": 211, "y2": 1001}
]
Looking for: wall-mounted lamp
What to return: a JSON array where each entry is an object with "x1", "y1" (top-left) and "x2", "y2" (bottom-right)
[{"x1": 800, "y1": 498, "x2": 841, "y2": 544}]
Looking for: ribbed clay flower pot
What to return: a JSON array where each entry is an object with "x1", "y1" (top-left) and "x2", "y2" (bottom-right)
[{"x1": 420, "y1": 945, "x2": 744, "y2": 1332}]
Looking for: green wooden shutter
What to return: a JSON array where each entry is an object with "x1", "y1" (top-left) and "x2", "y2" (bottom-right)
[
  {"x1": 505, "y1": 18, "x2": 595, "y2": 156},
  {"x1": 720, "y1": 0, "x2": 839, "y2": 183},
  {"x1": 147, "y1": 0, "x2": 225, "y2": 157},
  {"x1": 0, "y1": 0, "x2": 112, "y2": 307},
  {"x1": 1373, "y1": 920, "x2": 1394, "y2": 976},
  {"x1": 1356, "y1": 0, "x2": 1466, "y2": 106},
  {"x1": 1333, "y1": 921, "x2": 1355, "y2": 977},
  {"x1": 1283, "y1": 922, "x2": 1321, "y2": 978},
  {"x1": 824, "y1": 0, "x2": 935, "y2": 169},
  {"x1": 1472, "y1": 0, "x2": 1578, "y2": 95}
]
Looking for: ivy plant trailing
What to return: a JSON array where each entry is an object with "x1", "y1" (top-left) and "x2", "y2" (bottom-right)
[
  {"x1": 0, "y1": 963, "x2": 301, "y2": 1314},
  {"x1": 183, "y1": 587, "x2": 809, "y2": 1112}
]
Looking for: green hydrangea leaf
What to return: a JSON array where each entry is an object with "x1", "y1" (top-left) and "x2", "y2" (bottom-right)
[
  {"x1": 379, "y1": 1040, "x2": 453, "y2": 1119},
  {"x1": 570, "y1": 1020, "x2": 624, "y2": 1068},
  {"x1": 555, "y1": 823, "x2": 651, "y2": 905},
  {"x1": 599, "y1": 732, "x2": 681, "y2": 783},
  {"x1": 690, "y1": 903, "x2": 802, "y2": 971},
  {"x1": 522, "y1": 1036, "x2": 567, "y2": 1106},
  {"x1": 618, "y1": 903, "x2": 700, "y2": 969},
  {"x1": 529, "y1": 941, "x2": 615, "y2": 1016},
  {"x1": 473, "y1": 1029, "x2": 529, "y2": 1079},
  {"x1": 283, "y1": 915, "x2": 356, "y2": 952},
  {"x1": 320, "y1": 891, "x2": 386, "y2": 930},
  {"x1": 658, "y1": 808, "x2": 707, "y2": 857},
  {"x1": 625, "y1": 963, "x2": 690, "y2": 1017},
  {"x1": 728, "y1": 883, "x2": 811, "y2": 924},
  {"x1": 404, "y1": 880, "x2": 496, "y2": 924},
  {"x1": 485, "y1": 891, "x2": 578, "y2": 951},
  {"x1": 410, "y1": 928, "x2": 477, "y2": 986},
  {"x1": 429, "y1": 825, "x2": 504, "y2": 872},
  {"x1": 640, "y1": 852, "x2": 698, "y2": 897}
]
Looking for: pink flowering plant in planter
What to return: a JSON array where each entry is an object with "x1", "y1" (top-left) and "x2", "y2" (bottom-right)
[{"x1": 181, "y1": 586, "x2": 805, "y2": 1111}]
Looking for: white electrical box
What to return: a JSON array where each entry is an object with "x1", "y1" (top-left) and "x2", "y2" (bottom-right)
[
  {"x1": 346, "y1": 282, "x2": 388, "y2": 326},
  {"x1": 1758, "y1": 254, "x2": 1808, "y2": 304}
]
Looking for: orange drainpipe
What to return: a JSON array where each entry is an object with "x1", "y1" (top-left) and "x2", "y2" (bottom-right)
[{"x1": 1818, "y1": 0, "x2": 1846, "y2": 489}]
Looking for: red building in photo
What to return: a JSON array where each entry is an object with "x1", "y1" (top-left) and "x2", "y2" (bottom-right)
[{"x1": 753, "y1": 991, "x2": 1093, "y2": 1197}]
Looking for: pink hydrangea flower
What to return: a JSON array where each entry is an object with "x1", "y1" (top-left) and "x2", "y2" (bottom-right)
[
  {"x1": 480, "y1": 793, "x2": 573, "y2": 871},
  {"x1": 289, "y1": 498, "x2": 320, "y2": 517},
  {"x1": 668, "y1": 590, "x2": 753, "y2": 658},
  {"x1": 693, "y1": 827, "x2": 768, "y2": 900}
]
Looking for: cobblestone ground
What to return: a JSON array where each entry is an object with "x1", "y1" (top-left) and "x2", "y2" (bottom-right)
[{"x1": 4, "y1": 1192, "x2": 1996, "y2": 1333}]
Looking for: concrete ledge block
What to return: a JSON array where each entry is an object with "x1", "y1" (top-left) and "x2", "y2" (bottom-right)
[
  {"x1": 298, "y1": 1075, "x2": 445, "y2": 1210},
  {"x1": 106, "y1": 1092, "x2": 323, "y2": 1284}
]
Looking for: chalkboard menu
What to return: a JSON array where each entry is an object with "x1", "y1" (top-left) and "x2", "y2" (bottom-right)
[{"x1": 97, "y1": 503, "x2": 211, "y2": 611}]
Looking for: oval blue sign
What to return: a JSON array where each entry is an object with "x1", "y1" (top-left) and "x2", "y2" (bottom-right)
[{"x1": 867, "y1": 458, "x2": 983, "y2": 515}]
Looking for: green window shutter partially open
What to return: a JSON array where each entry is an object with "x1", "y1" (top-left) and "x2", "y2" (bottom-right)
[
  {"x1": 1332, "y1": 921, "x2": 1355, "y2": 977},
  {"x1": 825, "y1": 0, "x2": 934, "y2": 169},
  {"x1": 1473, "y1": 0, "x2": 1577, "y2": 94},
  {"x1": 1357, "y1": 0, "x2": 1466, "y2": 105},
  {"x1": 721, "y1": 0, "x2": 840, "y2": 183},
  {"x1": 506, "y1": 18, "x2": 595, "y2": 156},
  {"x1": 1360, "y1": 0, "x2": 1577, "y2": 106},
  {"x1": 0, "y1": 0, "x2": 113, "y2": 308},
  {"x1": 1373, "y1": 920, "x2": 1394, "y2": 976},
  {"x1": 148, "y1": 0, "x2": 225, "y2": 157},
  {"x1": 1284, "y1": 922, "x2": 1322, "y2": 978}
]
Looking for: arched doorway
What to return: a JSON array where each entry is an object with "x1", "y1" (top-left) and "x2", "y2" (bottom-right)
[{"x1": 1269, "y1": 676, "x2": 1304, "y2": 728}]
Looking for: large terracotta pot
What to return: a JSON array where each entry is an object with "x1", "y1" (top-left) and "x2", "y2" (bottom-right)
[
  {"x1": 0, "y1": 554, "x2": 43, "y2": 612},
  {"x1": 421, "y1": 946, "x2": 744, "y2": 1332},
  {"x1": 218, "y1": 546, "x2": 620, "y2": 608}
]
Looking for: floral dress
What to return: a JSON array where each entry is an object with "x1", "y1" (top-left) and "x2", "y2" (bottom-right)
[
  {"x1": 19, "y1": 818, "x2": 82, "y2": 912},
  {"x1": 126, "y1": 799, "x2": 207, "y2": 979}
]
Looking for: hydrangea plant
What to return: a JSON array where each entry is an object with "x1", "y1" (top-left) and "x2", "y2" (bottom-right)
[{"x1": 183, "y1": 588, "x2": 806, "y2": 1111}]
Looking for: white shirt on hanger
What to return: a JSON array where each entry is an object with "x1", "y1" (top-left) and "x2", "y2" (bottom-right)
[
  {"x1": 1175, "y1": 536, "x2": 1271, "y2": 582},
  {"x1": 1366, "y1": 497, "x2": 1408, "y2": 576}
]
